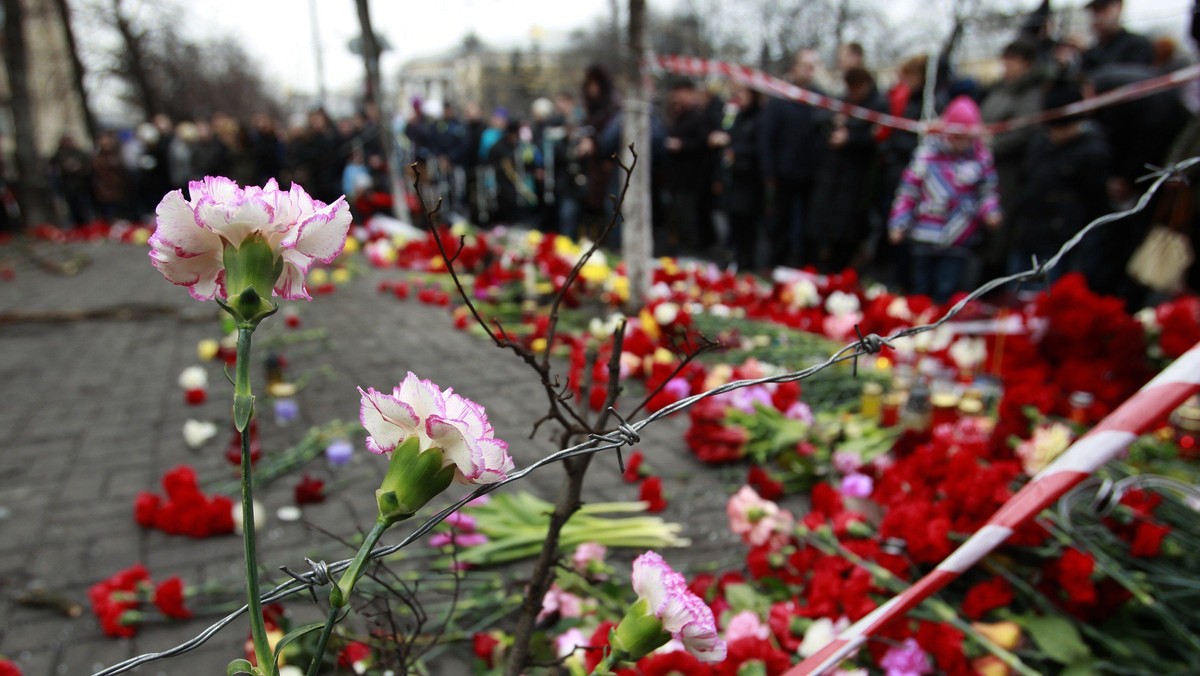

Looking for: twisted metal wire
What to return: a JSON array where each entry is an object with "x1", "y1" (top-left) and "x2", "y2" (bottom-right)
[{"x1": 91, "y1": 158, "x2": 1198, "y2": 676}]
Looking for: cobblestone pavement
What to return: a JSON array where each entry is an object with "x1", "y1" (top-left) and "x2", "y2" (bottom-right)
[{"x1": 0, "y1": 240, "x2": 744, "y2": 675}]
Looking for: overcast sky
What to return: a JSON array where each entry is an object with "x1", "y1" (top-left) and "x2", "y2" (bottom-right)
[{"x1": 185, "y1": 0, "x2": 1191, "y2": 97}]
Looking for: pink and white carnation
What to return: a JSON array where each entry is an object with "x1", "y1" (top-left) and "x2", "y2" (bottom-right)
[
  {"x1": 724, "y1": 610, "x2": 770, "y2": 641},
  {"x1": 727, "y1": 486, "x2": 794, "y2": 549},
  {"x1": 149, "y1": 176, "x2": 351, "y2": 301},
  {"x1": 359, "y1": 372, "x2": 514, "y2": 484},
  {"x1": 537, "y1": 584, "x2": 584, "y2": 622},
  {"x1": 572, "y1": 542, "x2": 608, "y2": 575},
  {"x1": 631, "y1": 551, "x2": 726, "y2": 662}
]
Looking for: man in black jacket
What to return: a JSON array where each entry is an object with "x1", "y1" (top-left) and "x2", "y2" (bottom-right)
[
  {"x1": 758, "y1": 49, "x2": 827, "y2": 268},
  {"x1": 1082, "y1": 0, "x2": 1154, "y2": 73}
]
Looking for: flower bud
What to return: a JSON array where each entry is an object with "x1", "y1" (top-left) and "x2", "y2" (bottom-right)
[
  {"x1": 375, "y1": 437, "x2": 457, "y2": 526},
  {"x1": 221, "y1": 234, "x2": 283, "y2": 322},
  {"x1": 610, "y1": 598, "x2": 671, "y2": 661}
]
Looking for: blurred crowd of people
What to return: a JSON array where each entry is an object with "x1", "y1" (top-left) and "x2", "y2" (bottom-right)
[{"x1": 41, "y1": 0, "x2": 1200, "y2": 308}]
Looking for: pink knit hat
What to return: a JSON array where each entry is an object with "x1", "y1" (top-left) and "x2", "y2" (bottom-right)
[{"x1": 939, "y1": 95, "x2": 982, "y2": 136}]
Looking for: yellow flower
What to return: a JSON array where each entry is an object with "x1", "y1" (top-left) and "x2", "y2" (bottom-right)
[
  {"x1": 131, "y1": 228, "x2": 151, "y2": 245},
  {"x1": 197, "y1": 339, "x2": 220, "y2": 361},
  {"x1": 658, "y1": 257, "x2": 678, "y2": 275},
  {"x1": 526, "y1": 230, "x2": 544, "y2": 246},
  {"x1": 609, "y1": 276, "x2": 630, "y2": 303},
  {"x1": 554, "y1": 235, "x2": 580, "y2": 258},
  {"x1": 579, "y1": 259, "x2": 610, "y2": 284},
  {"x1": 332, "y1": 268, "x2": 351, "y2": 284},
  {"x1": 639, "y1": 308, "x2": 661, "y2": 342},
  {"x1": 308, "y1": 268, "x2": 329, "y2": 285},
  {"x1": 1015, "y1": 423, "x2": 1073, "y2": 475},
  {"x1": 342, "y1": 237, "x2": 360, "y2": 254},
  {"x1": 972, "y1": 621, "x2": 1022, "y2": 650},
  {"x1": 652, "y1": 347, "x2": 675, "y2": 365},
  {"x1": 531, "y1": 337, "x2": 548, "y2": 353}
]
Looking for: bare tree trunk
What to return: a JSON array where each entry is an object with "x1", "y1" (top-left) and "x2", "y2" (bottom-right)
[
  {"x1": 354, "y1": 0, "x2": 382, "y2": 108},
  {"x1": 52, "y1": 0, "x2": 97, "y2": 145},
  {"x1": 353, "y1": 0, "x2": 407, "y2": 221},
  {"x1": 2, "y1": 0, "x2": 55, "y2": 227},
  {"x1": 111, "y1": 0, "x2": 158, "y2": 119},
  {"x1": 620, "y1": 0, "x2": 652, "y2": 309}
]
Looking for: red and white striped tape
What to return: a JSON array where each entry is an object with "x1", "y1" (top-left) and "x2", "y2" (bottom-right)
[
  {"x1": 652, "y1": 54, "x2": 1200, "y2": 137},
  {"x1": 786, "y1": 341, "x2": 1200, "y2": 675}
]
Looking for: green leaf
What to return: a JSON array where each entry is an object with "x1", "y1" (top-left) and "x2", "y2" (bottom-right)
[
  {"x1": 226, "y1": 658, "x2": 257, "y2": 675},
  {"x1": 1023, "y1": 615, "x2": 1091, "y2": 664},
  {"x1": 1061, "y1": 660, "x2": 1100, "y2": 676},
  {"x1": 723, "y1": 583, "x2": 766, "y2": 615},
  {"x1": 272, "y1": 619, "x2": 331, "y2": 666}
]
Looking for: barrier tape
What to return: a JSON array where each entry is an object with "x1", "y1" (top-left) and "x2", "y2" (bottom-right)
[
  {"x1": 786, "y1": 341, "x2": 1200, "y2": 675},
  {"x1": 652, "y1": 54, "x2": 1200, "y2": 136}
]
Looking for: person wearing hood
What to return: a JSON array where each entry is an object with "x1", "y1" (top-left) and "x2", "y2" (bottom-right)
[{"x1": 888, "y1": 96, "x2": 1001, "y2": 303}]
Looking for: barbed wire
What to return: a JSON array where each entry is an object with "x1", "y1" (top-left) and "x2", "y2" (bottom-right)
[{"x1": 91, "y1": 156, "x2": 1198, "y2": 676}]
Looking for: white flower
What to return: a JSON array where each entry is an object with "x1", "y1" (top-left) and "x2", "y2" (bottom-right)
[
  {"x1": 178, "y1": 366, "x2": 207, "y2": 391},
  {"x1": 791, "y1": 279, "x2": 821, "y2": 308},
  {"x1": 886, "y1": 296, "x2": 912, "y2": 320},
  {"x1": 825, "y1": 290, "x2": 861, "y2": 317},
  {"x1": 798, "y1": 616, "x2": 850, "y2": 658},
  {"x1": 653, "y1": 302, "x2": 680, "y2": 326},
  {"x1": 182, "y1": 420, "x2": 218, "y2": 449},
  {"x1": 913, "y1": 324, "x2": 954, "y2": 352},
  {"x1": 948, "y1": 337, "x2": 987, "y2": 370}
]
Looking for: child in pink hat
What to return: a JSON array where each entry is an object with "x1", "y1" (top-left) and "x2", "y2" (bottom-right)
[{"x1": 887, "y1": 95, "x2": 1001, "y2": 303}]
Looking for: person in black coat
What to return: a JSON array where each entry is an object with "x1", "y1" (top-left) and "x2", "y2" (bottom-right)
[
  {"x1": 663, "y1": 78, "x2": 714, "y2": 255},
  {"x1": 1082, "y1": 0, "x2": 1155, "y2": 73},
  {"x1": 808, "y1": 67, "x2": 886, "y2": 273},
  {"x1": 721, "y1": 86, "x2": 765, "y2": 272},
  {"x1": 1009, "y1": 85, "x2": 1111, "y2": 286},
  {"x1": 758, "y1": 49, "x2": 828, "y2": 268}
]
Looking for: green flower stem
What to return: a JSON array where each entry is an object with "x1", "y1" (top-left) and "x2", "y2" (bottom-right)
[
  {"x1": 589, "y1": 649, "x2": 626, "y2": 676},
  {"x1": 330, "y1": 518, "x2": 391, "y2": 608},
  {"x1": 306, "y1": 519, "x2": 391, "y2": 672},
  {"x1": 234, "y1": 324, "x2": 272, "y2": 675},
  {"x1": 306, "y1": 606, "x2": 340, "y2": 676}
]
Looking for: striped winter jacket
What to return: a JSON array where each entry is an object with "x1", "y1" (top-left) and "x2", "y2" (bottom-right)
[{"x1": 887, "y1": 138, "x2": 1000, "y2": 249}]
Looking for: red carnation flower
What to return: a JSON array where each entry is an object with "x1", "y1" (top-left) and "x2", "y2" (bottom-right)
[
  {"x1": 623, "y1": 451, "x2": 645, "y2": 483},
  {"x1": 0, "y1": 658, "x2": 22, "y2": 676},
  {"x1": 639, "y1": 650, "x2": 713, "y2": 675},
  {"x1": 713, "y1": 636, "x2": 791, "y2": 676},
  {"x1": 747, "y1": 465, "x2": 784, "y2": 501},
  {"x1": 639, "y1": 476, "x2": 667, "y2": 513},
  {"x1": 161, "y1": 465, "x2": 200, "y2": 502},
  {"x1": 153, "y1": 577, "x2": 192, "y2": 619},
  {"x1": 133, "y1": 492, "x2": 161, "y2": 528},
  {"x1": 1130, "y1": 521, "x2": 1171, "y2": 558},
  {"x1": 585, "y1": 620, "x2": 618, "y2": 672},
  {"x1": 337, "y1": 641, "x2": 372, "y2": 670},
  {"x1": 206, "y1": 495, "x2": 235, "y2": 535},
  {"x1": 472, "y1": 632, "x2": 500, "y2": 668},
  {"x1": 293, "y1": 474, "x2": 326, "y2": 505},
  {"x1": 961, "y1": 576, "x2": 1014, "y2": 620}
]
